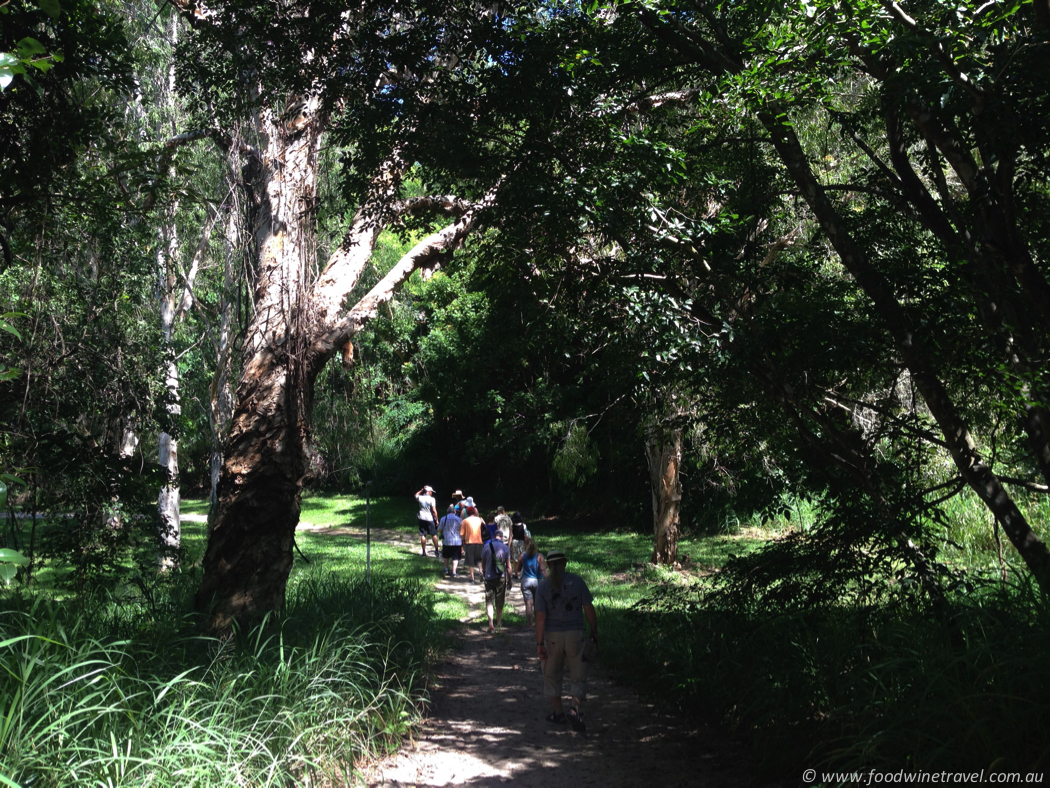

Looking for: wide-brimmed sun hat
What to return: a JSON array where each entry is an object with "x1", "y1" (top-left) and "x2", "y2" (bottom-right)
[
  {"x1": 546, "y1": 549, "x2": 567, "y2": 565},
  {"x1": 452, "y1": 489, "x2": 464, "y2": 499}
]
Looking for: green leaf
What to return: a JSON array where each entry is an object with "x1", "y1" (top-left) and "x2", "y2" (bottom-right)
[
  {"x1": 0, "y1": 549, "x2": 28, "y2": 567},
  {"x1": 36, "y1": 0, "x2": 61, "y2": 19},
  {"x1": 16, "y1": 37, "x2": 47, "y2": 59},
  {"x1": 0, "y1": 564, "x2": 16, "y2": 584}
]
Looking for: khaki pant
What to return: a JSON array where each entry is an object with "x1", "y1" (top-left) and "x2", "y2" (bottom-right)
[
  {"x1": 543, "y1": 629, "x2": 587, "y2": 700},
  {"x1": 484, "y1": 575, "x2": 507, "y2": 608}
]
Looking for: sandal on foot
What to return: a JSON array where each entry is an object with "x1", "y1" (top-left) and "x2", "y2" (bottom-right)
[
  {"x1": 545, "y1": 712, "x2": 567, "y2": 724},
  {"x1": 567, "y1": 707, "x2": 586, "y2": 732}
]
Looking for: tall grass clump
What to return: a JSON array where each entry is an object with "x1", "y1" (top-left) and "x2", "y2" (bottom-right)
[
  {"x1": 600, "y1": 569, "x2": 1050, "y2": 778},
  {"x1": 1, "y1": 571, "x2": 442, "y2": 787}
]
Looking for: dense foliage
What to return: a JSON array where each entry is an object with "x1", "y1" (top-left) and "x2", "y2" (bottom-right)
[{"x1": 1, "y1": 0, "x2": 1049, "y2": 778}]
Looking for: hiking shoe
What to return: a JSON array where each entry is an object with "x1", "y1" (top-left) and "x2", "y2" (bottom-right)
[
  {"x1": 545, "y1": 711, "x2": 567, "y2": 725},
  {"x1": 567, "y1": 707, "x2": 585, "y2": 732}
]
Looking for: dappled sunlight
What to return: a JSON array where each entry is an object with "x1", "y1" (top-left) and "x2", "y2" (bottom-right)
[{"x1": 372, "y1": 553, "x2": 766, "y2": 788}]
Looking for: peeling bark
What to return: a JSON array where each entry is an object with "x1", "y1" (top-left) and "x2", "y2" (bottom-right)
[
  {"x1": 645, "y1": 417, "x2": 683, "y2": 566},
  {"x1": 191, "y1": 98, "x2": 501, "y2": 631}
]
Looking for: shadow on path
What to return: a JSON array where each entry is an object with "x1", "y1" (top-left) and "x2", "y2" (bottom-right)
[
  {"x1": 369, "y1": 532, "x2": 771, "y2": 788},
  {"x1": 181, "y1": 516, "x2": 772, "y2": 785}
]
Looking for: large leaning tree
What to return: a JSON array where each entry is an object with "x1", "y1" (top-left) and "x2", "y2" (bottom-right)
[
  {"x1": 167, "y1": 0, "x2": 518, "y2": 631},
  {"x1": 625, "y1": 0, "x2": 1050, "y2": 590}
]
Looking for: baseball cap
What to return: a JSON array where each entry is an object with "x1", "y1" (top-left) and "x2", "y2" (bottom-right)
[{"x1": 424, "y1": 485, "x2": 434, "y2": 493}]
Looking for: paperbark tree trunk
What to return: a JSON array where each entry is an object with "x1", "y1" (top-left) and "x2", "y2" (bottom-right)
[
  {"x1": 152, "y1": 14, "x2": 185, "y2": 568},
  {"x1": 157, "y1": 205, "x2": 181, "y2": 567},
  {"x1": 645, "y1": 420, "x2": 683, "y2": 566},
  {"x1": 193, "y1": 99, "x2": 324, "y2": 627},
  {"x1": 191, "y1": 96, "x2": 498, "y2": 630}
]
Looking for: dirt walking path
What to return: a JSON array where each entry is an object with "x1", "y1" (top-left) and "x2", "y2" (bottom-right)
[{"x1": 363, "y1": 529, "x2": 770, "y2": 788}]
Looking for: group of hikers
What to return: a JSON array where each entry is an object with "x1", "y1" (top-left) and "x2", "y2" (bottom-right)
[{"x1": 414, "y1": 485, "x2": 599, "y2": 733}]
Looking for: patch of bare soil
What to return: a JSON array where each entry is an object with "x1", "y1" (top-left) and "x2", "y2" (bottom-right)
[{"x1": 365, "y1": 529, "x2": 773, "y2": 788}]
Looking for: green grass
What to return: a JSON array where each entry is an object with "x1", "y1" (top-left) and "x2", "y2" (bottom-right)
[
  {"x1": 7, "y1": 489, "x2": 1048, "y2": 785},
  {"x1": 1, "y1": 494, "x2": 447, "y2": 787},
  {"x1": 1, "y1": 576, "x2": 442, "y2": 786},
  {"x1": 182, "y1": 493, "x2": 471, "y2": 625}
]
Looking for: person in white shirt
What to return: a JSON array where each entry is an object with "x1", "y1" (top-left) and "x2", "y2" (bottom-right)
[{"x1": 414, "y1": 485, "x2": 439, "y2": 557}]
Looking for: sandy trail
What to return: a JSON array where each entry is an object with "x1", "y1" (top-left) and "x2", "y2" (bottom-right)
[{"x1": 364, "y1": 529, "x2": 768, "y2": 788}]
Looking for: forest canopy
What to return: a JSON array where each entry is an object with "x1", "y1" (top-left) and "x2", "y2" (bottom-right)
[{"x1": 1, "y1": 0, "x2": 1049, "y2": 619}]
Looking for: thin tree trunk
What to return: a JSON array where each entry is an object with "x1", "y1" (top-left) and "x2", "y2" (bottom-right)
[
  {"x1": 157, "y1": 210, "x2": 181, "y2": 568},
  {"x1": 645, "y1": 419, "x2": 683, "y2": 566},
  {"x1": 156, "y1": 13, "x2": 182, "y2": 569},
  {"x1": 759, "y1": 107, "x2": 1050, "y2": 593}
]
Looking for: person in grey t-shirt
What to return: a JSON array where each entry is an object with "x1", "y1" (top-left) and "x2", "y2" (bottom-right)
[{"x1": 534, "y1": 549, "x2": 597, "y2": 732}]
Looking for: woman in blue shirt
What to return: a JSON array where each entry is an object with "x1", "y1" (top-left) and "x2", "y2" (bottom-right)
[{"x1": 514, "y1": 536, "x2": 548, "y2": 630}]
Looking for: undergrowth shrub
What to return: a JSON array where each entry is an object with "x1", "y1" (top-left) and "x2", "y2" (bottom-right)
[
  {"x1": 600, "y1": 568, "x2": 1050, "y2": 779},
  {"x1": 0, "y1": 571, "x2": 441, "y2": 787}
]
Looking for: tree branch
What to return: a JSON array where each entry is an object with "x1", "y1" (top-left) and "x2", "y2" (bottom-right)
[
  {"x1": 881, "y1": 1, "x2": 986, "y2": 101},
  {"x1": 311, "y1": 192, "x2": 470, "y2": 327},
  {"x1": 310, "y1": 180, "x2": 502, "y2": 362},
  {"x1": 142, "y1": 129, "x2": 261, "y2": 213},
  {"x1": 174, "y1": 196, "x2": 227, "y2": 321}
]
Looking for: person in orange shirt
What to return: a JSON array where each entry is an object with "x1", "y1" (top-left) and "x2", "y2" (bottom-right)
[{"x1": 460, "y1": 506, "x2": 486, "y2": 584}]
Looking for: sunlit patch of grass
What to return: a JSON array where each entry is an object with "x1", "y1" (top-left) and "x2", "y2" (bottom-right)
[{"x1": 181, "y1": 498, "x2": 209, "y2": 517}]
